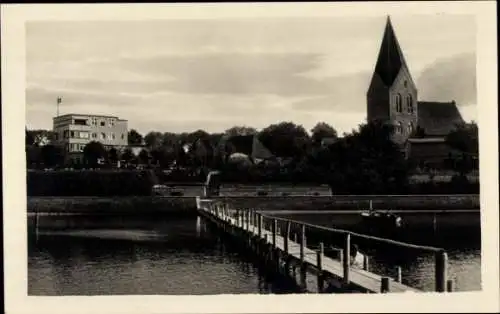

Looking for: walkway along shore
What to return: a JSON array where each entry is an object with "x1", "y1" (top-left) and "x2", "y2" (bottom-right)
[{"x1": 196, "y1": 197, "x2": 455, "y2": 294}]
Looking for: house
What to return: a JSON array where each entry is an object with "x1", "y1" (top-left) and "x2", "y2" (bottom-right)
[
  {"x1": 217, "y1": 134, "x2": 275, "y2": 164},
  {"x1": 367, "y1": 16, "x2": 466, "y2": 168},
  {"x1": 52, "y1": 113, "x2": 128, "y2": 164}
]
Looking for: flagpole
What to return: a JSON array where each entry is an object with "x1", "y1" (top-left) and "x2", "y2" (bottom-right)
[{"x1": 57, "y1": 97, "x2": 61, "y2": 117}]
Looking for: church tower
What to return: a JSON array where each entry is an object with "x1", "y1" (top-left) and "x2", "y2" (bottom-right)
[{"x1": 367, "y1": 16, "x2": 418, "y2": 144}]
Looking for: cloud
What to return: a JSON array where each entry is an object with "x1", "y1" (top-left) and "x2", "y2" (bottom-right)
[
  {"x1": 416, "y1": 53, "x2": 476, "y2": 106},
  {"x1": 117, "y1": 52, "x2": 332, "y2": 96}
]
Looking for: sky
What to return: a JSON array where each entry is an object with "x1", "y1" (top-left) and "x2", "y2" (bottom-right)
[{"x1": 25, "y1": 14, "x2": 477, "y2": 136}]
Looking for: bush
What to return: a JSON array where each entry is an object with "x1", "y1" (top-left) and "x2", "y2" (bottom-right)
[{"x1": 27, "y1": 170, "x2": 157, "y2": 196}]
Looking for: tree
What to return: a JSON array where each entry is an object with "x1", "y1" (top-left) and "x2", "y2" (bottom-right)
[
  {"x1": 128, "y1": 129, "x2": 143, "y2": 145},
  {"x1": 121, "y1": 147, "x2": 135, "y2": 165},
  {"x1": 187, "y1": 129, "x2": 210, "y2": 143},
  {"x1": 144, "y1": 131, "x2": 163, "y2": 149},
  {"x1": 445, "y1": 121, "x2": 478, "y2": 155},
  {"x1": 323, "y1": 121, "x2": 409, "y2": 194},
  {"x1": 26, "y1": 129, "x2": 55, "y2": 146},
  {"x1": 83, "y1": 141, "x2": 107, "y2": 167},
  {"x1": 26, "y1": 128, "x2": 35, "y2": 146},
  {"x1": 108, "y1": 148, "x2": 120, "y2": 165},
  {"x1": 224, "y1": 126, "x2": 258, "y2": 137},
  {"x1": 258, "y1": 121, "x2": 311, "y2": 158},
  {"x1": 40, "y1": 144, "x2": 63, "y2": 168},
  {"x1": 311, "y1": 122, "x2": 338, "y2": 145},
  {"x1": 138, "y1": 148, "x2": 151, "y2": 165},
  {"x1": 445, "y1": 121, "x2": 479, "y2": 175}
]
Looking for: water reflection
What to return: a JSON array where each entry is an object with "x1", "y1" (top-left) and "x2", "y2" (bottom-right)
[{"x1": 28, "y1": 215, "x2": 300, "y2": 295}]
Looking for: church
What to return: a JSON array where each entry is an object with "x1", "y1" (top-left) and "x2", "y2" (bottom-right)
[{"x1": 367, "y1": 17, "x2": 465, "y2": 169}]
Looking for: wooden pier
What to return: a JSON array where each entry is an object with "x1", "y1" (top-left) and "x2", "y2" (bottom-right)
[{"x1": 196, "y1": 197, "x2": 454, "y2": 294}]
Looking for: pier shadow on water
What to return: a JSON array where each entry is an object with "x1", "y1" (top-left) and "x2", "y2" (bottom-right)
[{"x1": 28, "y1": 214, "x2": 300, "y2": 295}]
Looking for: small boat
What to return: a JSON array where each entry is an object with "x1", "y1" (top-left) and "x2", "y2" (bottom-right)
[{"x1": 360, "y1": 200, "x2": 403, "y2": 232}]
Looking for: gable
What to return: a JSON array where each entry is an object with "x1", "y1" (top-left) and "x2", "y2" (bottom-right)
[{"x1": 417, "y1": 101, "x2": 465, "y2": 136}]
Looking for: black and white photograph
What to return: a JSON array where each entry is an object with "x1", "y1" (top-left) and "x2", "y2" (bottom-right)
[{"x1": 2, "y1": 2, "x2": 498, "y2": 313}]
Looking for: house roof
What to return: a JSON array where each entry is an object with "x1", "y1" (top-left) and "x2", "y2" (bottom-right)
[
  {"x1": 417, "y1": 101, "x2": 465, "y2": 136},
  {"x1": 372, "y1": 16, "x2": 410, "y2": 87},
  {"x1": 221, "y1": 135, "x2": 274, "y2": 160}
]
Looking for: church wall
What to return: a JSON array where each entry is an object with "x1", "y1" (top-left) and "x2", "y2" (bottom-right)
[
  {"x1": 367, "y1": 73, "x2": 390, "y2": 122},
  {"x1": 389, "y1": 66, "x2": 418, "y2": 144}
]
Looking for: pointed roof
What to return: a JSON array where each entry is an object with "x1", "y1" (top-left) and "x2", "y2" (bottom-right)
[
  {"x1": 373, "y1": 16, "x2": 410, "y2": 86},
  {"x1": 221, "y1": 135, "x2": 274, "y2": 161}
]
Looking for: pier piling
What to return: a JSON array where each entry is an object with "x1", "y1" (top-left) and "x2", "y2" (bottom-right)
[
  {"x1": 435, "y1": 251, "x2": 448, "y2": 292},
  {"x1": 343, "y1": 233, "x2": 351, "y2": 284}
]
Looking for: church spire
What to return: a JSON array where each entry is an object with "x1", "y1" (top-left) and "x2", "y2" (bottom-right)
[{"x1": 373, "y1": 15, "x2": 409, "y2": 86}]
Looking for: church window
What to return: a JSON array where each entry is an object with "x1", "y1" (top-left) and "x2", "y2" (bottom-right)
[
  {"x1": 404, "y1": 80, "x2": 408, "y2": 88},
  {"x1": 395, "y1": 94, "x2": 402, "y2": 113},
  {"x1": 407, "y1": 94, "x2": 414, "y2": 113}
]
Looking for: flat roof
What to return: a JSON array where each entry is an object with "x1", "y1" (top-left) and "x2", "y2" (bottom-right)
[
  {"x1": 53, "y1": 113, "x2": 127, "y2": 121},
  {"x1": 407, "y1": 137, "x2": 446, "y2": 143}
]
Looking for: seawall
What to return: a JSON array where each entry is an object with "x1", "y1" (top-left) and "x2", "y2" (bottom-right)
[
  {"x1": 27, "y1": 196, "x2": 197, "y2": 215},
  {"x1": 210, "y1": 194, "x2": 480, "y2": 211}
]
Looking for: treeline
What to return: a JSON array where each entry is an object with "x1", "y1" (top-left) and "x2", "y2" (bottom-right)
[{"x1": 26, "y1": 120, "x2": 479, "y2": 195}]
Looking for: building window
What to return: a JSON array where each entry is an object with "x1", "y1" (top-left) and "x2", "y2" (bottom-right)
[
  {"x1": 408, "y1": 122, "x2": 414, "y2": 134},
  {"x1": 395, "y1": 121, "x2": 403, "y2": 134},
  {"x1": 111, "y1": 133, "x2": 116, "y2": 140},
  {"x1": 100, "y1": 133, "x2": 106, "y2": 140},
  {"x1": 74, "y1": 119, "x2": 88, "y2": 125},
  {"x1": 91, "y1": 118, "x2": 97, "y2": 126},
  {"x1": 407, "y1": 94, "x2": 414, "y2": 113},
  {"x1": 70, "y1": 131, "x2": 75, "y2": 138},
  {"x1": 395, "y1": 94, "x2": 402, "y2": 113},
  {"x1": 121, "y1": 134, "x2": 125, "y2": 140},
  {"x1": 404, "y1": 80, "x2": 408, "y2": 88},
  {"x1": 100, "y1": 121, "x2": 106, "y2": 126},
  {"x1": 109, "y1": 119, "x2": 115, "y2": 127},
  {"x1": 63, "y1": 130, "x2": 69, "y2": 139},
  {"x1": 92, "y1": 133, "x2": 97, "y2": 139}
]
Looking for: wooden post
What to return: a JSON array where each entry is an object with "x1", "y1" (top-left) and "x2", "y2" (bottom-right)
[
  {"x1": 447, "y1": 279, "x2": 454, "y2": 292},
  {"x1": 363, "y1": 255, "x2": 369, "y2": 271},
  {"x1": 396, "y1": 266, "x2": 402, "y2": 283},
  {"x1": 246, "y1": 210, "x2": 250, "y2": 231},
  {"x1": 258, "y1": 214, "x2": 263, "y2": 238},
  {"x1": 343, "y1": 233, "x2": 351, "y2": 284},
  {"x1": 300, "y1": 224, "x2": 306, "y2": 263},
  {"x1": 435, "y1": 251, "x2": 448, "y2": 292},
  {"x1": 317, "y1": 242, "x2": 324, "y2": 292},
  {"x1": 381, "y1": 277, "x2": 390, "y2": 293},
  {"x1": 272, "y1": 219, "x2": 277, "y2": 248},
  {"x1": 284, "y1": 221, "x2": 290, "y2": 253}
]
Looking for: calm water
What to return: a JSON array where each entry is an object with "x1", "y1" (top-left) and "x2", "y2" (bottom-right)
[
  {"x1": 28, "y1": 210, "x2": 481, "y2": 295},
  {"x1": 273, "y1": 212, "x2": 482, "y2": 292},
  {"x1": 28, "y1": 215, "x2": 300, "y2": 295}
]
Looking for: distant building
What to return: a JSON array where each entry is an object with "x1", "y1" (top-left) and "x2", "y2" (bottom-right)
[
  {"x1": 217, "y1": 134, "x2": 275, "y2": 164},
  {"x1": 367, "y1": 16, "x2": 465, "y2": 168},
  {"x1": 52, "y1": 113, "x2": 128, "y2": 164}
]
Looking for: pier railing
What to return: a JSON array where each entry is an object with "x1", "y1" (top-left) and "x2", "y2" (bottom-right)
[
  {"x1": 198, "y1": 199, "x2": 453, "y2": 293},
  {"x1": 253, "y1": 210, "x2": 450, "y2": 292}
]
